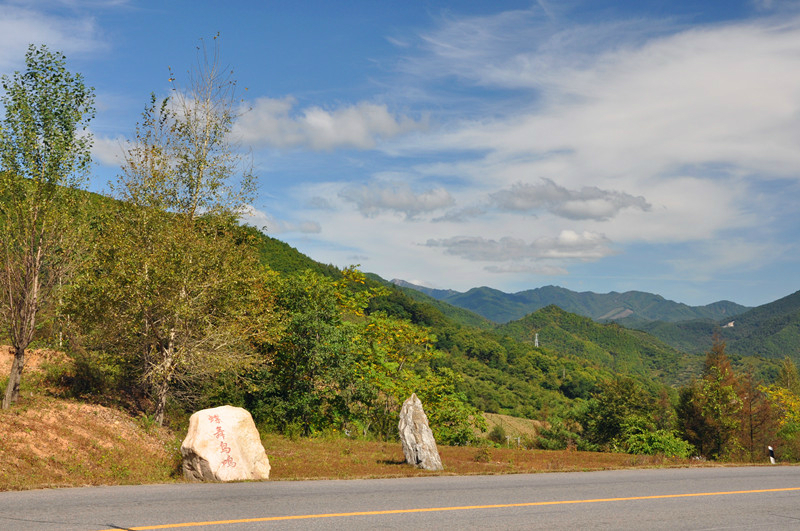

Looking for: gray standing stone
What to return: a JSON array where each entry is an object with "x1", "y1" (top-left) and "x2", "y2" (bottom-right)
[
  {"x1": 181, "y1": 405, "x2": 271, "y2": 481},
  {"x1": 398, "y1": 393, "x2": 444, "y2": 471}
]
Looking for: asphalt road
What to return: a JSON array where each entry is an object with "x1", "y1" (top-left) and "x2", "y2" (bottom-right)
[{"x1": 1, "y1": 466, "x2": 798, "y2": 530}]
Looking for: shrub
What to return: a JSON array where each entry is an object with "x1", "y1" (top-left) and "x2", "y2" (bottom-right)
[
  {"x1": 536, "y1": 419, "x2": 594, "y2": 451},
  {"x1": 622, "y1": 427, "x2": 696, "y2": 458},
  {"x1": 474, "y1": 447, "x2": 491, "y2": 462},
  {"x1": 488, "y1": 424, "x2": 507, "y2": 445}
]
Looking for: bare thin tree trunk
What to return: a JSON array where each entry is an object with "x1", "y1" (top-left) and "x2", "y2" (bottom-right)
[
  {"x1": 153, "y1": 379, "x2": 169, "y2": 427},
  {"x1": 2, "y1": 346, "x2": 26, "y2": 409},
  {"x1": 153, "y1": 329, "x2": 177, "y2": 426}
]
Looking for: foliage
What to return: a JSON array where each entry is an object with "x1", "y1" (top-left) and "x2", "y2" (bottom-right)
[
  {"x1": 245, "y1": 225, "x2": 340, "y2": 279},
  {"x1": 239, "y1": 268, "x2": 482, "y2": 443},
  {"x1": 67, "y1": 40, "x2": 262, "y2": 425},
  {"x1": 640, "y1": 290, "x2": 800, "y2": 365},
  {"x1": 499, "y1": 306, "x2": 688, "y2": 385},
  {"x1": 244, "y1": 269, "x2": 367, "y2": 434},
  {"x1": 570, "y1": 375, "x2": 698, "y2": 457},
  {"x1": 578, "y1": 376, "x2": 657, "y2": 448},
  {"x1": 676, "y1": 338, "x2": 744, "y2": 460},
  {"x1": 415, "y1": 366, "x2": 485, "y2": 445},
  {"x1": 488, "y1": 424, "x2": 507, "y2": 445},
  {"x1": 760, "y1": 358, "x2": 800, "y2": 460},
  {"x1": 535, "y1": 418, "x2": 590, "y2": 451},
  {"x1": 0, "y1": 44, "x2": 94, "y2": 408},
  {"x1": 379, "y1": 282, "x2": 494, "y2": 330},
  {"x1": 621, "y1": 426, "x2": 696, "y2": 458}
]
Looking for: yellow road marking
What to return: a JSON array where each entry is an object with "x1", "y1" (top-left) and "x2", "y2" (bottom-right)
[{"x1": 100, "y1": 487, "x2": 800, "y2": 530}]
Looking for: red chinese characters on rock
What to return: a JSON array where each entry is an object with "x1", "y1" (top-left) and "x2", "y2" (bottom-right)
[{"x1": 208, "y1": 414, "x2": 237, "y2": 468}]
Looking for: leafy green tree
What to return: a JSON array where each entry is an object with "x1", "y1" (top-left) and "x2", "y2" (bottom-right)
[
  {"x1": 677, "y1": 337, "x2": 742, "y2": 459},
  {"x1": 580, "y1": 376, "x2": 655, "y2": 449},
  {"x1": 0, "y1": 45, "x2": 94, "y2": 408},
  {"x1": 622, "y1": 426, "x2": 695, "y2": 458},
  {"x1": 416, "y1": 366, "x2": 485, "y2": 445},
  {"x1": 760, "y1": 358, "x2": 800, "y2": 460},
  {"x1": 676, "y1": 385, "x2": 708, "y2": 456},
  {"x1": 244, "y1": 268, "x2": 482, "y2": 442},
  {"x1": 246, "y1": 270, "x2": 369, "y2": 435},
  {"x1": 776, "y1": 357, "x2": 800, "y2": 394},
  {"x1": 68, "y1": 40, "x2": 258, "y2": 424},
  {"x1": 736, "y1": 372, "x2": 776, "y2": 462}
]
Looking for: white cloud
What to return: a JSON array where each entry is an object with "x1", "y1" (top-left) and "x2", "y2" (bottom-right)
[
  {"x1": 339, "y1": 181, "x2": 454, "y2": 219},
  {"x1": 490, "y1": 178, "x2": 650, "y2": 221},
  {"x1": 90, "y1": 134, "x2": 127, "y2": 166},
  {"x1": 241, "y1": 6, "x2": 800, "y2": 300},
  {"x1": 433, "y1": 205, "x2": 486, "y2": 223},
  {"x1": 234, "y1": 97, "x2": 426, "y2": 151},
  {"x1": 425, "y1": 230, "x2": 614, "y2": 262},
  {"x1": 241, "y1": 205, "x2": 321, "y2": 235},
  {"x1": 379, "y1": 9, "x2": 800, "y2": 283},
  {"x1": 667, "y1": 238, "x2": 789, "y2": 282},
  {"x1": 0, "y1": 4, "x2": 105, "y2": 71},
  {"x1": 485, "y1": 263, "x2": 568, "y2": 275},
  {"x1": 420, "y1": 14, "x2": 800, "y2": 182}
]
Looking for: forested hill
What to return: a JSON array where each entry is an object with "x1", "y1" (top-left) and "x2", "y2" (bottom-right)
[
  {"x1": 497, "y1": 305, "x2": 695, "y2": 386},
  {"x1": 235, "y1": 229, "x2": 794, "y2": 382},
  {"x1": 638, "y1": 290, "x2": 800, "y2": 363},
  {"x1": 392, "y1": 281, "x2": 749, "y2": 325},
  {"x1": 719, "y1": 290, "x2": 800, "y2": 361},
  {"x1": 245, "y1": 225, "x2": 341, "y2": 279},
  {"x1": 237, "y1": 238, "x2": 698, "y2": 409}
]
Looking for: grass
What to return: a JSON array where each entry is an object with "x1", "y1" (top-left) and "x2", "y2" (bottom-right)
[{"x1": 262, "y1": 433, "x2": 698, "y2": 480}]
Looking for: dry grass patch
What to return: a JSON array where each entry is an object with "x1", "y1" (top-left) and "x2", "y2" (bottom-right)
[
  {"x1": 481, "y1": 413, "x2": 544, "y2": 443},
  {"x1": 262, "y1": 434, "x2": 697, "y2": 480}
]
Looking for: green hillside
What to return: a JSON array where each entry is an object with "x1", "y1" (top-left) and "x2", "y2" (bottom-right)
[
  {"x1": 635, "y1": 319, "x2": 717, "y2": 355},
  {"x1": 245, "y1": 225, "x2": 341, "y2": 279},
  {"x1": 634, "y1": 290, "x2": 800, "y2": 366},
  {"x1": 498, "y1": 305, "x2": 698, "y2": 385},
  {"x1": 377, "y1": 279, "x2": 494, "y2": 330},
  {"x1": 45, "y1": 186, "x2": 789, "y2": 422},
  {"x1": 720, "y1": 290, "x2": 800, "y2": 362}
]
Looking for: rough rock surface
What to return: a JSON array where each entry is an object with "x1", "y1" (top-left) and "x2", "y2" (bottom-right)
[
  {"x1": 398, "y1": 393, "x2": 443, "y2": 471},
  {"x1": 181, "y1": 405, "x2": 271, "y2": 481}
]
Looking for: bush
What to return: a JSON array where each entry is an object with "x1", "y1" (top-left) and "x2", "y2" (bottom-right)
[
  {"x1": 622, "y1": 427, "x2": 696, "y2": 458},
  {"x1": 474, "y1": 447, "x2": 491, "y2": 462},
  {"x1": 488, "y1": 424, "x2": 507, "y2": 445},
  {"x1": 536, "y1": 419, "x2": 594, "y2": 451}
]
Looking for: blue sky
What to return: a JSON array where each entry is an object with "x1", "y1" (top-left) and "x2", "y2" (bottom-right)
[{"x1": 2, "y1": 0, "x2": 800, "y2": 307}]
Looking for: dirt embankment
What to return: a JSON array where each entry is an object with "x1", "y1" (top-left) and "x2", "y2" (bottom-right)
[{"x1": 0, "y1": 347, "x2": 179, "y2": 491}]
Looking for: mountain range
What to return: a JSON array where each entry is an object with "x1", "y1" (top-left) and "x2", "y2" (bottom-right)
[
  {"x1": 247, "y1": 231, "x2": 800, "y2": 378},
  {"x1": 392, "y1": 279, "x2": 800, "y2": 366},
  {"x1": 391, "y1": 280, "x2": 750, "y2": 325}
]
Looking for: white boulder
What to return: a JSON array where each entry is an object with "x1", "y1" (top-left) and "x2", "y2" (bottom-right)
[{"x1": 181, "y1": 405, "x2": 271, "y2": 481}]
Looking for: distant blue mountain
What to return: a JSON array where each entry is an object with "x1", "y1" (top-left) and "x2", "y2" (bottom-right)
[{"x1": 391, "y1": 280, "x2": 750, "y2": 325}]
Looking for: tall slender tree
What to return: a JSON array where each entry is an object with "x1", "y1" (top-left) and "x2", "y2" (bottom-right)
[
  {"x1": 70, "y1": 37, "x2": 259, "y2": 424},
  {"x1": 0, "y1": 45, "x2": 94, "y2": 408},
  {"x1": 677, "y1": 336, "x2": 742, "y2": 459}
]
